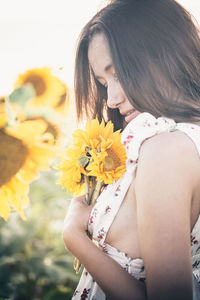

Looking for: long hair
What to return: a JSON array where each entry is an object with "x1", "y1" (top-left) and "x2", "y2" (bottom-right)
[{"x1": 74, "y1": 0, "x2": 200, "y2": 130}]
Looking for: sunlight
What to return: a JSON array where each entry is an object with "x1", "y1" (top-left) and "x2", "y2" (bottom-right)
[{"x1": 0, "y1": 0, "x2": 199, "y2": 95}]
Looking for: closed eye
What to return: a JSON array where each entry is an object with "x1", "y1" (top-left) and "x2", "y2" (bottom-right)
[{"x1": 99, "y1": 72, "x2": 118, "y2": 87}]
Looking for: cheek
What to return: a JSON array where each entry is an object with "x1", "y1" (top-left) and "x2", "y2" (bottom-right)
[
  {"x1": 135, "y1": 110, "x2": 141, "y2": 117},
  {"x1": 125, "y1": 98, "x2": 135, "y2": 108}
]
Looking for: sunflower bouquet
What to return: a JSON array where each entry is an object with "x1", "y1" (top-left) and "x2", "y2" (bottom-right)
[{"x1": 56, "y1": 118, "x2": 127, "y2": 273}]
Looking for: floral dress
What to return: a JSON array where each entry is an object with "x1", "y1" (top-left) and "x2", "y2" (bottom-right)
[{"x1": 71, "y1": 112, "x2": 200, "y2": 300}]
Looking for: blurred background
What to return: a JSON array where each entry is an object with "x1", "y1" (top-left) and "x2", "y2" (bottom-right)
[{"x1": 0, "y1": 1, "x2": 199, "y2": 299}]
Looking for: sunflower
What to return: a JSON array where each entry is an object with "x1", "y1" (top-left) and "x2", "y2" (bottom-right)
[
  {"x1": 56, "y1": 145, "x2": 87, "y2": 196},
  {"x1": 52, "y1": 81, "x2": 70, "y2": 115},
  {"x1": 8, "y1": 100, "x2": 63, "y2": 145},
  {"x1": 0, "y1": 119, "x2": 56, "y2": 221},
  {"x1": 14, "y1": 67, "x2": 64, "y2": 107},
  {"x1": 57, "y1": 119, "x2": 127, "y2": 195},
  {"x1": 24, "y1": 116, "x2": 60, "y2": 145},
  {"x1": 10, "y1": 102, "x2": 26, "y2": 122},
  {"x1": 72, "y1": 119, "x2": 127, "y2": 184},
  {"x1": 87, "y1": 132, "x2": 127, "y2": 184},
  {"x1": 72, "y1": 119, "x2": 114, "y2": 148}
]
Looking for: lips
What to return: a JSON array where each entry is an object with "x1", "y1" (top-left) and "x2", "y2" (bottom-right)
[
  {"x1": 120, "y1": 109, "x2": 135, "y2": 117},
  {"x1": 120, "y1": 109, "x2": 139, "y2": 123}
]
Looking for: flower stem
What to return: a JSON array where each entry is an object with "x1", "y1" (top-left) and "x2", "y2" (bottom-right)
[
  {"x1": 84, "y1": 175, "x2": 90, "y2": 204},
  {"x1": 74, "y1": 257, "x2": 81, "y2": 274},
  {"x1": 89, "y1": 176, "x2": 96, "y2": 201},
  {"x1": 90, "y1": 180, "x2": 104, "y2": 205}
]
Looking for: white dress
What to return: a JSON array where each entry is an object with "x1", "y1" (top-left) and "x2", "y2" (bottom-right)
[{"x1": 72, "y1": 113, "x2": 200, "y2": 300}]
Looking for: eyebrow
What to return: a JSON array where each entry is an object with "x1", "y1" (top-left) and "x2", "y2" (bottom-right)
[{"x1": 95, "y1": 63, "x2": 113, "y2": 80}]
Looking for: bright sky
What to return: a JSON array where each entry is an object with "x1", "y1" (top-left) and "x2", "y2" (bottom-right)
[{"x1": 0, "y1": 0, "x2": 199, "y2": 95}]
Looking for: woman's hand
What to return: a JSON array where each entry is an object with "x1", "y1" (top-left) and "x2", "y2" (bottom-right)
[{"x1": 62, "y1": 196, "x2": 94, "y2": 253}]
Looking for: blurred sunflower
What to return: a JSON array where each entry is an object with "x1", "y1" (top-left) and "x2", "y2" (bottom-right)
[
  {"x1": 14, "y1": 67, "x2": 64, "y2": 107},
  {"x1": 52, "y1": 81, "x2": 70, "y2": 115},
  {"x1": 10, "y1": 102, "x2": 26, "y2": 122},
  {"x1": 0, "y1": 119, "x2": 56, "y2": 221},
  {"x1": 24, "y1": 116, "x2": 60, "y2": 145},
  {"x1": 8, "y1": 101, "x2": 64, "y2": 147}
]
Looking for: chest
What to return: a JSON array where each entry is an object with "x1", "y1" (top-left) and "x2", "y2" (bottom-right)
[
  {"x1": 104, "y1": 179, "x2": 200, "y2": 259},
  {"x1": 105, "y1": 181, "x2": 142, "y2": 259}
]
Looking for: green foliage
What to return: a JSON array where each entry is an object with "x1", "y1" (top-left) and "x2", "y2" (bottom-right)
[
  {"x1": 8, "y1": 85, "x2": 35, "y2": 107},
  {"x1": 0, "y1": 170, "x2": 80, "y2": 300}
]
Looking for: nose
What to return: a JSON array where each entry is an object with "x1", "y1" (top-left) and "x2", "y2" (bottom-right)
[{"x1": 106, "y1": 81, "x2": 124, "y2": 109}]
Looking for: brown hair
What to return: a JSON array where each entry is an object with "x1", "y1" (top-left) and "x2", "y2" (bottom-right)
[{"x1": 74, "y1": 0, "x2": 200, "y2": 130}]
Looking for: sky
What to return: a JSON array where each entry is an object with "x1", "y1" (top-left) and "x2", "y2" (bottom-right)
[{"x1": 0, "y1": 0, "x2": 199, "y2": 95}]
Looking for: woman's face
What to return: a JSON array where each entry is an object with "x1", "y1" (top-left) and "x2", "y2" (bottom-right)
[{"x1": 88, "y1": 33, "x2": 140, "y2": 124}]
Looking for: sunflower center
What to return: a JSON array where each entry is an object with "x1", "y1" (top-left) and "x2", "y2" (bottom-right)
[
  {"x1": 27, "y1": 117, "x2": 58, "y2": 142},
  {"x1": 0, "y1": 97, "x2": 5, "y2": 104},
  {"x1": 45, "y1": 123, "x2": 58, "y2": 141},
  {"x1": 103, "y1": 149, "x2": 121, "y2": 172},
  {"x1": 55, "y1": 92, "x2": 66, "y2": 108},
  {"x1": 0, "y1": 130, "x2": 28, "y2": 187},
  {"x1": 23, "y1": 74, "x2": 46, "y2": 96}
]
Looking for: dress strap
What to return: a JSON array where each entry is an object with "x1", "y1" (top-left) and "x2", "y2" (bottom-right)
[
  {"x1": 121, "y1": 112, "x2": 176, "y2": 165},
  {"x1": 88, "y1": 164, "x2": 137, "y2": 246}
]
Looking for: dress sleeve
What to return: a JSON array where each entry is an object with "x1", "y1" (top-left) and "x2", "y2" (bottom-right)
[{"x1": 121, "y1": 112, "x2": 176, "y2": 167}]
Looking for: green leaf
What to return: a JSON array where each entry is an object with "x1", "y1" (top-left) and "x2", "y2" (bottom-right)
[
  {"x1": 85, "y1": 146, "x2": 91, "y2": 152},
  {"x1": 8, "y1": 84, "x2": 35, "y2": 107},
  {"x1": 4, "y1": 98, "x2": 18, "y2": 126},
  {"x1": 78, "y1": 155, "x2": 89, "y2": 167}
]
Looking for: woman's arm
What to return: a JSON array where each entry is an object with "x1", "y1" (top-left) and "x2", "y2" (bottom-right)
[
  {"x1": 135, "y1": 132, "x2": 197, "y2": 300},
  {"x1": 63, "y1": 198, "x2": 147, "y2": 300}
]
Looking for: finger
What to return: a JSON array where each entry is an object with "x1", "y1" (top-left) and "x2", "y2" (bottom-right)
[{"x1": 72, "y1": 195, "x2": 86, "y2": 204}]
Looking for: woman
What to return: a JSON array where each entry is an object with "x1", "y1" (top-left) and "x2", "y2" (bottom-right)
[{"x1": 63, "y1": 0, "x2": 200, "y2": 299}]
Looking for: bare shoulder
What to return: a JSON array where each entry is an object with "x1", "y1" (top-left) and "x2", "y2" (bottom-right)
[
  {"x1": 140, "y1": 130, "x2": 199, "y2": 161},
  {"x1": 135, "y1": 130, "x2": 200, "y2": 224},
  {"x1": 137, "y1": 130, "x2": 200, "y2": 186}
]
